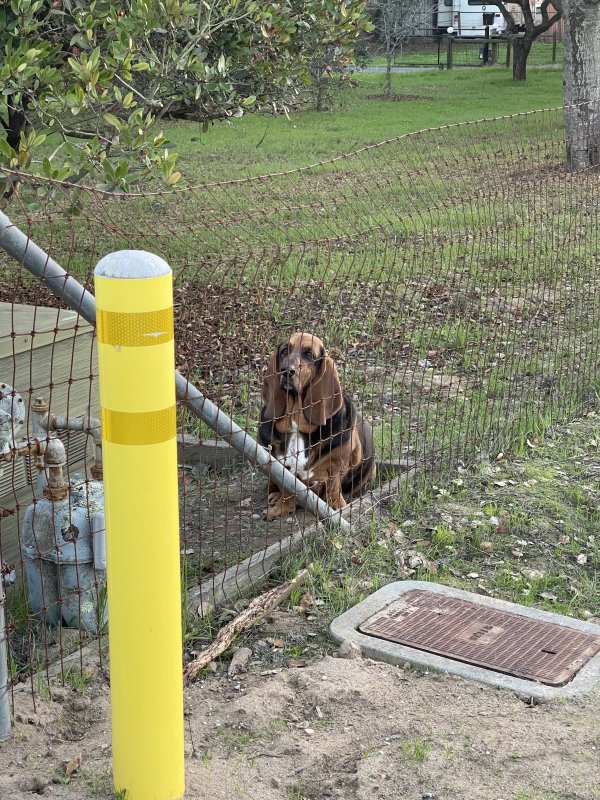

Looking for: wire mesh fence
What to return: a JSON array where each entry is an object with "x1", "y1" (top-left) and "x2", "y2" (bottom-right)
[
  {"x1": 1, "y1": 104, "x2": 600, "y2": 703},
  {"x1": 361, "y1": 27, "x2": 564, "y2": 68}
]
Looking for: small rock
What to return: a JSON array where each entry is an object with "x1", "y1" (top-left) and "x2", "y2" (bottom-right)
[
  {"x1": 50, "y1": 686, "x2": 69, "y2": 702},
  {"x1": 15, "y1": 712, "x2": 47, "y2": 727},
  {"x1": 335, "y1": 641, "x2": 362, "y2": 660},
  {"x1": 576, "y1": 553, "x2": 588, "y2": 565},
  {"x1": 228, "y1": 647, "x2": 252, "y2": 678},
  {"x1": 71, "y1": 696, "x2": 91, "y2": 712},
  {"x1": 304, "y1": 728, "x2": 315, "y2": 736},
  {"x1": 525, "y1": 569, "x2": 545, "y2": 580}
]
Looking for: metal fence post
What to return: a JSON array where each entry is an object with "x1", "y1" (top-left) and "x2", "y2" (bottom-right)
[
  {"x1": 0, "y1": 580, "x2": 10, "y2": 741},
  {"x1": 94, "y1": 251, "x2": 184, "y2": 800},
  {"x1": 446, "y1": 35, "x2": 453, "y2": 70}
]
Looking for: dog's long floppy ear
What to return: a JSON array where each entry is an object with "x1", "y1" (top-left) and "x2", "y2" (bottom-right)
[
  {"x1": 262, "y1": 350, "x2": 286, "y2": 420},
  {"x1": 303, "y1": 355, "x2": 343, "y2": 426}
]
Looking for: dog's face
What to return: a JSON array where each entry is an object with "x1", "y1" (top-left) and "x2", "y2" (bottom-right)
[
  {"x1": 277, "y1": 332, "x2": 325, "y2": 395},
  {"x1": 262, "y1": 332, "x2": 343, "y2": 426}
]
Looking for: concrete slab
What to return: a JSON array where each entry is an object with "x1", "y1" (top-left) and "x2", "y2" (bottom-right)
[{"x1": 329, "y1": 581, "x2": 600, "y2": 701}]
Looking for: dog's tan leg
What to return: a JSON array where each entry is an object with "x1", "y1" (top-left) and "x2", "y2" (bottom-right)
[{"x1": 326, "y1": 474, "x2": 346, "y2": 510}]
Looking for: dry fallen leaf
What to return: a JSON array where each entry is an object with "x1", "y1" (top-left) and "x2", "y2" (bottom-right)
[
  {"x1": 65, "y1": 753, "x2": 82, "y2": 777},
  {"x1": 299, "y1": 593, "x2": 315, "y2": 614},
  {"x1": 289, "y1": 658, "x2": 307, "y2": 668}
]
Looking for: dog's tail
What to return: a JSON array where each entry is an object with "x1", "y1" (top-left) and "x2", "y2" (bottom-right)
[{"x1": 341, "y1": 413, "x2": 376, "y2": 497}]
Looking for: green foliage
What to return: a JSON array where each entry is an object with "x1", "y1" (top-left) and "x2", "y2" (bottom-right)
[{"x1": 0, "y1": 0, "x2": 371, "y2": 203}]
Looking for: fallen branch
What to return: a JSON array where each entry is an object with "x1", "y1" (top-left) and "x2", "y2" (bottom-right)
[{"x1": 184, "y1": 568, "x2": 309, "y2": 683}]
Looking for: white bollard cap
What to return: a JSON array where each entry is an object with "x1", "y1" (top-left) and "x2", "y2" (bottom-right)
[{"x1": 94, "y1": 250, "x2": 171, "y2": 279}]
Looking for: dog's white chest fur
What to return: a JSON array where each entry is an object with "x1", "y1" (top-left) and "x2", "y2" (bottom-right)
[{"x1": 278, "y1": 422, "x2": 312, "y2": 480}]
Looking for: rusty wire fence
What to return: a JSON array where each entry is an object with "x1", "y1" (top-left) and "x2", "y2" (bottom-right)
[{"x1": 1, "y1": 104, "x2": 600, "y2": 697}]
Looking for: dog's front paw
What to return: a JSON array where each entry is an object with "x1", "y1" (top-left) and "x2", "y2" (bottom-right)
[
  {"x1": 328, "y1": 493, "x2": 347, "y2": 511},
  {"x1": 266, "y1": 495, "x2": 296, "y2": 521},
  {"x1": 268, "y1": 490, "x2": 281, "y2": 506}
]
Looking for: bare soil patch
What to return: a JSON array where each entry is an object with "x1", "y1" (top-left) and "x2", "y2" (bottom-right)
[{"x1": 1, "y1": 643, "x2": 598, "y2": 800}]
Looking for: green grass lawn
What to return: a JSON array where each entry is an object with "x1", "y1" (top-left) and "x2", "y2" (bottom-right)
[
  {"x1": 3, "y1": 61, "x2": 591, "y2": 476},
  {"x1": 164, "y1": 67, "x2": 563, "y2": 183}
]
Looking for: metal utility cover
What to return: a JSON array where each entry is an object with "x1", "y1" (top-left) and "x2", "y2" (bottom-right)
[
  {"x1": 358, "y1": 589, "x2": 600, "y2": 687},
  {"x1": 329, "y1": 581, "x2": 600, "y2": 700}
]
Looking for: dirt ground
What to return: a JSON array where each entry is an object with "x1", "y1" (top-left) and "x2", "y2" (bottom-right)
[
  {"x1": 1, "y1": 605, "x2": 599, "y2": 800},
  {"x1": 2, "y1": 415, "x2": 600, "y2": 800}
]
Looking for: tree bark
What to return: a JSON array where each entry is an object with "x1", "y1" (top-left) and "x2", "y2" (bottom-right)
[
  {"x1": 563, "y1": 0, "x2": 600, "y2": 172},
  {"x1": 512, "y1": 35, "x2": 534, "y2": 80},
  {"x1": 1, "y1": 100, "x2": 29, "y2": 150},
  {"x1": 385, "y1": 59, "x2": 392, "y2": 98}
]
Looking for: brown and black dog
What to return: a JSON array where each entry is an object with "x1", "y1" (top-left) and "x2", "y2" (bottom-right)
[{"x1": 258, "y1": 332, "x2": 376, "y2": 520}]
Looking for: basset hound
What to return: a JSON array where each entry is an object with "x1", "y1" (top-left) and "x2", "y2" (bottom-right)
[{"x1": 258, "y1": 332, "x2": 376, "y2": 521}]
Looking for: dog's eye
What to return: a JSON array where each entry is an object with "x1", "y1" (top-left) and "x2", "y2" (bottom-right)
[
  {"x1": 303, "y1": 349, "x2": 314, "y2": 361},
  {"x1": 280, "y1": 346, "x2": 288, "y2": 357}
]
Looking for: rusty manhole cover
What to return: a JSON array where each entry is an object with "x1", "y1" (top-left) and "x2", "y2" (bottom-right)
[{"x1": 359, "y1": 589, "x2": 600, "y2": 687}]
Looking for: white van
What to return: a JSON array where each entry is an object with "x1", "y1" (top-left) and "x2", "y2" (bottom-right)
[{"x1": 436, "y1": 0, "x2": 508, "y2": 37}]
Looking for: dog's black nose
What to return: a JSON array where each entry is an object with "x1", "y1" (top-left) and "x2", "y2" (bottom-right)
[{"x1": 286, "y1": 367, "x2": 296, "y2": 376}]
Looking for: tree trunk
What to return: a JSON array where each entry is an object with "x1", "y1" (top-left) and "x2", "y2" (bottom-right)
[
  {"x1": 385, "y1": 59, "x2": 392, "y2": 98},
  {"x1": 563, "y1": 0, "x2": 600, "y2": 172},
  {"x1": 512, "y1": 35, "x2": 533, "y2": 80},
  {"x1": 1, "y1": 101, "x2": 29, "y2": 150}
]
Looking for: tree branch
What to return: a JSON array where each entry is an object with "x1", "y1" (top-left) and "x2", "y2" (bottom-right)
[{"x1": 488, "y1": 2, "x2": 517, "y2": 34}]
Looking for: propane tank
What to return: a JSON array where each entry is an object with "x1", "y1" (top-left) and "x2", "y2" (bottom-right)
[{"x1": 21, "y1": 444, "x2": 107, "y2": 633}]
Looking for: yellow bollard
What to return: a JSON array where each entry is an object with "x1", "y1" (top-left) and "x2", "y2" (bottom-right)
[{"x1": 94, "y1": 251, "x2": 184, "y2": 800}]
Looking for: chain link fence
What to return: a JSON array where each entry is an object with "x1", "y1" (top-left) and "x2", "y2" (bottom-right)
[{"x1": 1, "y1": 104, "x2": 599, "y2": 703}]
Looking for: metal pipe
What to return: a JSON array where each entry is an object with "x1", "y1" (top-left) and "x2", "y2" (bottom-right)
[
  {"x1": 0, "y1": 438, "x2": 47, "y2": 461},
  {"x1": 43, "y1": 438, "x2": 68, "y2": 500},
  {"x1": 0, "y1": 577, "x2": 10, "y2": 741},
  {"x1": 0, "y1": 209, "x2": 350, "y2": 533},
  {"x1": 50, "y1": 414, "x2": 103, "y2": 479}
]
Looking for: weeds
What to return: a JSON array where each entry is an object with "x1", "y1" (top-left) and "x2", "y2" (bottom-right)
[
  {"x1": 63, "y1": 666, "x2": 91, "y2": 694},
  {"x1": 401, "y1": 738, "x2": 431, "y2": 765}
]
